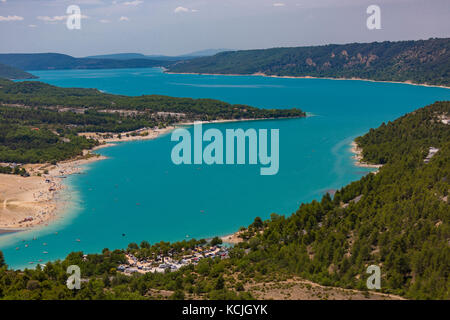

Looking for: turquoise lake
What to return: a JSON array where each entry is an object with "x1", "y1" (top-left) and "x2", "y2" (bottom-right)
[{"x1": 2, "y1": 68, "x2": 450, "y2": 269}]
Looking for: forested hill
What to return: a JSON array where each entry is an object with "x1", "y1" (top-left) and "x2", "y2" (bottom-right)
[
  {"x1": 0, "y1": 78, "x2": 304, "y2": 164},
  {"x1": 355, "y1": 101, "x2": 450, "y2": 164},
  {"x1": 0, "y1": 79, "x2": 304, "y2": 119},
  {"x1": 0, "y1": 53, "x2": 171, "y2": 71},
  {"x1": 236, "y1": 101, "x2": 449, "y2": 299},
  {"x1": 0, "y1": 63, "x2": 37, "y2": 80},
  {"x1": 168, "y1": 38, "x2": 450, "y2": 87}
]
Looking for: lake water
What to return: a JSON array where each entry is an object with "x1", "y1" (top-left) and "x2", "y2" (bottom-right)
[{"x1": 2, "y1": 68, "x2": 450, "y2": 269}]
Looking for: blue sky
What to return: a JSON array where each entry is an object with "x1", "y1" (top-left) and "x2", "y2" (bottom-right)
[{"x1": 0, "y1": 0, "x2": 449, "y2": 56}]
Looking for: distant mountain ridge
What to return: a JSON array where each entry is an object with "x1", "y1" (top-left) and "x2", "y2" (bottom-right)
[
  {"x1": 84, "y1": 53, "x2": 187, "y2": 61},
  {"x1": 0, "y1": 49, "x2": 232, "y2": 76},
  {"x1": 0, "y1": 53, "x2": 172, "y2": 71},
  {"x1": 85, "y1": 49, "x2": 232, "y2": 61},
  {"x1": 168, "y1": 38, "x2": 450, "y2": 87},
  {"x1": 0, "y1": 63, "x2": 37, "y2": 80},
  {"x1": 180, "y1": 48, "x2": 232, "y2": 57}
]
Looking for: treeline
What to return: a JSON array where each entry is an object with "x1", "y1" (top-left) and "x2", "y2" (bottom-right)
[
  {"x1": 0, "y1": 79, "x2": 305, "y2": 120},
  {"x1": 0, "y1": 241, "x2": 252, "y2": 300},
  {"x1": 0, "y1": 106, "x2": 160, "y2": 133},
  {"x1": 0, "y1": 165, "x2": 28, "y2": 176},
  {"x1": 355, "y1": 101, "x2": 450, "y2": 164},
  {"x1": 0, "y1": 53, "x2": 171, "y2": 71},
  {"x1": 0, "y1": 124, "x2": 98, "y2": 164},
  {"x1": 169, "y1": 38, "x2": 450, "y2": 86}
]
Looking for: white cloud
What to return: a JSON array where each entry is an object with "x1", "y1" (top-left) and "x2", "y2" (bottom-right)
[
  {"x1": 37, "y1": 15, "x2": 88, "y2": 23},
  {"x1": 174, "y1": 6, "x2": 189, "y2": 13},
  {"x1": 0, "y1": 0, "x2": 7, "y2": 3},
  {"x1": 174, "y1": 6, "x2": 198, "y2": 13},
  {"x1": 123, "y1": 0, "x2": 143, "y2": 6},
  {"x1": 0, "y1": 15, "x2": 24, "y2": 22},
  {"x1": 273, "y1": 3, "x2": 286, "y2": 7},
  {"x1": 119, "y1": 16, "x2": 129, "y2": 21},
  {"x1": 37, "y1": 16, "x2": 67, "y2": 22}
]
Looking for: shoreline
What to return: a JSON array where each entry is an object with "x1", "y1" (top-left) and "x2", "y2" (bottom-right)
[
  {"x1": 165, "y1": 71, "x2": 450, "y2": 90},
  {"x1": 220, "y1": 231, "x2": 244, "y2": 245},
  {"x1": 0, "y1": 154, "x2": 106, "y2": 231},
  {"x1": 219, "y1": 140, "x2": 383, "y2": 247},
  {"x1": 0, "y1": 117, "x2": 290, "y2": 232},
  {"x1": 0, "y1": 127, "x2": 177, "y2": 232},
  {"x1": 350, "y1": 141, "x2": 383, "y2": 170}
]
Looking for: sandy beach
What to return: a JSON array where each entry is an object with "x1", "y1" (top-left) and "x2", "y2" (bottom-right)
[
  {"x1": 0, "y1": 119, "x2": 264, "y2": 232},
  {"x1": 220, "y1": 231, "x2": 244, "y2": 245},
  {"x1": 0, "y1": 154, "x2": 106, "y2": 230},
  {"x1": 79, "y1": 126, "x2": 176, "y2": 143},
  {"x1": 0, "y1": 124, "x2": 181, "y2": 231}
]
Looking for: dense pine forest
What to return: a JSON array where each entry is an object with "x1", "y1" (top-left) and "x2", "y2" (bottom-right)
[
  {"x1": 0, "y1": 79, "x2": 304, "y2": 119},
  {"x1": 0, "y1": 101, "x2": 448, "y2": 300},
  {"x1": 169, "y1": 38, "x2": 450, "y2": 86},
  {"x1": 0, "y1": 63, "x2": 37, "y2": 80},
  {"x1": 0, "y1": 78, "x2": 304, "y2": 164}
]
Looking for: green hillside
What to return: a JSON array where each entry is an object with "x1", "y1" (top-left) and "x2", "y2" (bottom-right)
[
  {"x1": 169, "y1": 38, "x2": 450, "y2": 86},
  {"x1": 0, "y1": 79, "x2": 304, "y2": 120},
  {"x1": 0, "y1": 53, "x2": 172, "y2": 71},
  {"x1": 0, "y1": 63, "x2": 37, "y2": 80},
  {"x1": 0, "y1": 79, "x2": 304, "y2": 164}
]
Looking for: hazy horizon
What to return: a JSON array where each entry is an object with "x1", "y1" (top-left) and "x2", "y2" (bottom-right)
[{"x1": 0, "y1": 0, "x2": 449, "y2": 57}]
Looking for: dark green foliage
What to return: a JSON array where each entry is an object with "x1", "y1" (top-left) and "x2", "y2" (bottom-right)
[
  {"x1": 355, "y1": 101, "x2": 450, "y2": 164},
  {"x1": 169, "y1": 38, "x2": 450, "y2": 86},
  {"x1": 0, "y1": 53, "x2": 171, "y2": 71},
  {"x1": 210, "y1": 237, "x2": 223, "y2": 246},
  {"x1": 0, "y1": 165, "x2": 28, "y2": 176},
  {"x1": 250, "y1": 217, "x2": 264, "y2": 230},
  {"x1": 0, "y1": 240, "x2": 249, "y2": 300},
  {"x1": 0, "y1": 79, "x2": 304, "y2": 120},
  {"x1": 0, "y1": 63, "x2": 37, "y2": 80},
  {"x1": 0, "y1": 251, "x2": 5, "y2": 268},
  {"x1": 0, "y1": 124, "x2": 97, "y2": 163}
]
